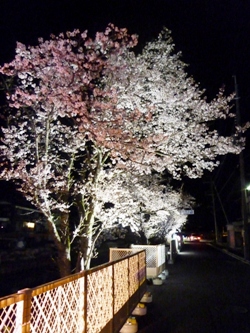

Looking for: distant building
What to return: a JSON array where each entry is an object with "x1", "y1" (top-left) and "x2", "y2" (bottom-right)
[
  {"x1": 0, "y1": 201, "x2": 48, "y2": 247},
  {"x1": 227, "y1": 222, "x2": 244, "y2": 249}
]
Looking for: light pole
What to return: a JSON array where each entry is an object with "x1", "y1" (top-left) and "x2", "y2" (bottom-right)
[
  {"x1": 243, "y1": 185, "x2": 250, "y2": 260},
  {"x1": 211, "y1": 181, "x2": 219, "y2": 244},
  {"x1": 233, "y1": 76, "x2": 250, "y2": 260}
]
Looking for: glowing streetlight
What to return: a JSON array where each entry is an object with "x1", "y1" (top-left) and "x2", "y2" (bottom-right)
[{"x1": 242, "y1": 184, "x2": 250, "y2": 260}]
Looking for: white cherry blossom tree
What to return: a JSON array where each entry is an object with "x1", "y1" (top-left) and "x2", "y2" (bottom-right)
[
  {"x1": 0, "y1": 26, "x2": 246, "y2": 275},
  {"x1": 90, "y1": 170, "x2": 194, "y2": 249},
  {"x1": 105, "y1": 28, "x2": 246, "y2": 178}
]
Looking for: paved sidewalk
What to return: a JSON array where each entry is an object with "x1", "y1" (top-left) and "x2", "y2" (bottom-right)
[{"x1": 136, "y1": 243, "x2": 250, "y2": 333}]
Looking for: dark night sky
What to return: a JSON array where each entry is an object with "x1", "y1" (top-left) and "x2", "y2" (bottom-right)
[
  {"x1": 1, "y1": 0, "x2": 250, "y2": 230},
  {"x1": 1, "y1": 1, "x2": 250, "y2": 96}
]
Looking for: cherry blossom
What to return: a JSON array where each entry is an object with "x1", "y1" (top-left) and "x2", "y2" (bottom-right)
[{"x1": 0, "y1": 25, "x2": 246, "y2": 275}]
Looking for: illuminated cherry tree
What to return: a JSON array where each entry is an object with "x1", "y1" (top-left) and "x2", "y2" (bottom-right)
[
  {"x1": 0, "y1": 25, "x2": 246, "y2": 275},
  {"x1": 93, "y1": 171, "x2": 194, "y2": 244},
  {"x1": 105, "y1": 28, "x2": 246, "y2": 178},
  {"x1": 0, "y1": 25, "x2": 141, "y2": 275}
]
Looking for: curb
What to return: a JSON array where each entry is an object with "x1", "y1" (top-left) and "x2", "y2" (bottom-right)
[{"x1": 209, "y1": 243, "x2": 250, "y2": 266}]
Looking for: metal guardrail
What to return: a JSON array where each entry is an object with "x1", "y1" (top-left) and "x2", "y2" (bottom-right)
[{"x1": 0, "y1": 250, "x2": 146, "y2": 333}]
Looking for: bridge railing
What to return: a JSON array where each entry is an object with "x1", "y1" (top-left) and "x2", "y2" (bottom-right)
[{"x1": 0, "y1": 250, "x2": 146, "y2": 333}]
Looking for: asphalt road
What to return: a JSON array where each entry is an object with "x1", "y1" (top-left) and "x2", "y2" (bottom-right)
[{"x1": 136, "y1": 242, "x2": 250, "y2": 333}]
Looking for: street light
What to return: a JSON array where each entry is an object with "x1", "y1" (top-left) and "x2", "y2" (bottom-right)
[
  {"x1": 234, "y1": 76, "x2": 249, "y2": 260},
  {"x1": 243, "y1": 185, "x2": 250, "y2": 260},
  {"x1": 245, "y1": 185, "x2": 250, "y2": 221}
]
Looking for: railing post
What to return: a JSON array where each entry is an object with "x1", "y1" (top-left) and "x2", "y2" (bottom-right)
[
  {"x1": 112, "y1": 263, "x2": 115, "y2": 333},
  {"x1": 17, "y1": 288, "x2": 32, "y2": 333}
]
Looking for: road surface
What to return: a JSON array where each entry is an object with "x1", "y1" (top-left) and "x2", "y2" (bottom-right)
[{"x1": 136, "y1": 242, "x2": 250, "y2": 333}]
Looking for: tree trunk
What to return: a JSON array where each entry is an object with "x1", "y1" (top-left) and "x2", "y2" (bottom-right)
[
  {"x1": 46, "y1": 215, "x2": 72, "y2": 277},
  {"x1": 80, "y1": 226, "x2": 94, "y2": 270},
  {"x1": 80, "y1": 208, "x2": 96, "y2": 270},
  {"x1": 56, "y1": 243, "x2": 72, "y2": 277}
]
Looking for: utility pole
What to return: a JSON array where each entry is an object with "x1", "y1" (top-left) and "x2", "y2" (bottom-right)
[
  {"x1": 233, "y1": 75, "x2": 250, "y2": 260},
  {"x1": 211, "y1": 181, "x2": 219, "y2": 244},
  {"x1": 204, "y1": 179, "x2": 219, "y2": 243}
]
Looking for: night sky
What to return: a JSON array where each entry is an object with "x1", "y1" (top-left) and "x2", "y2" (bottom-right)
[{"x1": 1, "y1": 0, "x2": 250, "y2": 231}]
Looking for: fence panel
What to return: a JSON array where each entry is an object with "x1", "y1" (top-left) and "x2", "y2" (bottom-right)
[
  {"x1": 0, "y1": 250, "x2": 146, "y2": 333},
  {"x1": 0, "y1": 295, "x2": 21, "y2": 333},
  {"x1": 31, "y1": 276, "x2": 85, "y2": 333},
  {"x1": 131, "y1": 244, "x2": 166, "y2": 278},
  {"x1": 86, "y1": 266, "x2": 113, "y2": 333}
]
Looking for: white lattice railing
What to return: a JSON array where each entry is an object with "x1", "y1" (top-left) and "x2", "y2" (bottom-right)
[
  {"x1": 0, "y1": 250, "x2": 146, "y2": 333},
  {"x1": 110, "y1": 244, "x2": 166, "y2": 278}
]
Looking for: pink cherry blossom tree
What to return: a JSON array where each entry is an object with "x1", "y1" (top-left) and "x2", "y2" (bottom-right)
[
  {"x1": 0, "y1": 24, "x2": 141, "y2": 275},
  {"x1": 0, "y1": 25, "x2": 246, "y2": 276}
]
